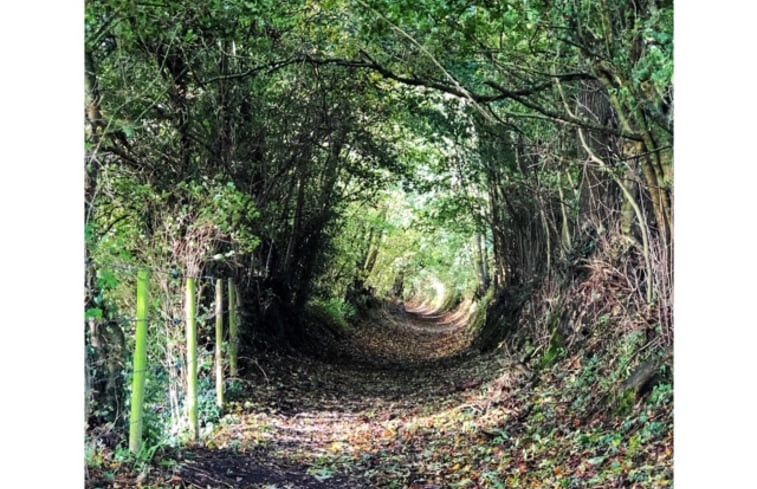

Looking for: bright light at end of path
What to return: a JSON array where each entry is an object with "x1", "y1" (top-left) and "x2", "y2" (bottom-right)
[{"x1": 431, "y1": 277, "x2": 447, "y2": 311}]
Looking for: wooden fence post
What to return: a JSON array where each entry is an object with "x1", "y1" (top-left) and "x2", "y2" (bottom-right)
[
  {"x1": 215, "y1": 278, "x2": 224, "y2": 408},
  {"x1": 129, "y1": 269, "x2": 149, "y2": 454},
  {"x1": 185, "y1": 276, "x2": 198, "y2": 441},
  {"x1": 228, "y1": 279, "x2": 238, "y2": 377}
]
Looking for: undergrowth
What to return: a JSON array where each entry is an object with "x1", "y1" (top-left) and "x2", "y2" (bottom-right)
[{"x1": 307, "y1": 297, "x2": 357, "y2": 334}]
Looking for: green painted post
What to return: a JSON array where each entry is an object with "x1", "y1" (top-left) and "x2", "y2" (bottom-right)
[
  {"x1": 129, "y1": 269, "x2": 149, "y2": 454},
  {"x1": 185, "y1": 276, "x2": 198, "y2": 441},
  {"x1": 228, "y1": 279, "x2": 239, "y2": 377},
  {"x1": 215, "y1": 278, "x2": 224, "y2": 408}
]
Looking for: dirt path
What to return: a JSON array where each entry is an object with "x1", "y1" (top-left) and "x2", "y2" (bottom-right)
[{"x1": 163, "y1": 302, "x2": 509, "y2": 488}]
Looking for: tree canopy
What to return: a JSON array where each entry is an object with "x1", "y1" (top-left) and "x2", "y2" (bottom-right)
[{"x1": 85, "y1": 1, "x2": 673, "y2": 480}]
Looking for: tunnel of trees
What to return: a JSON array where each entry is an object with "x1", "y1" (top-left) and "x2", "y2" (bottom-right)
[{"x1": 84, "y1": 1, "x2": 673, "y2": 487}]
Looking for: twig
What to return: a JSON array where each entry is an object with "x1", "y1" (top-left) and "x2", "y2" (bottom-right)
[{"x1": 238, "y1": 356, "x2": 270, "y2": 384}]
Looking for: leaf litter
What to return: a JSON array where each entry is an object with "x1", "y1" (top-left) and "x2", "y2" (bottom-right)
[{"x1": 87, "y1": 301, "x2": 672, "y2": 488}]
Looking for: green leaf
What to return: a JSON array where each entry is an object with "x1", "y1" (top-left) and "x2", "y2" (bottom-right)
[
  {"x1": 97, "y1": 270, "x2": 120, "y2": 289},
  {"x1": 588, "y1": 455, "x2": 606, "y2": 465},
  {"x1": 85, "y1": 307, "x2": 103, "y2": 320}
]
